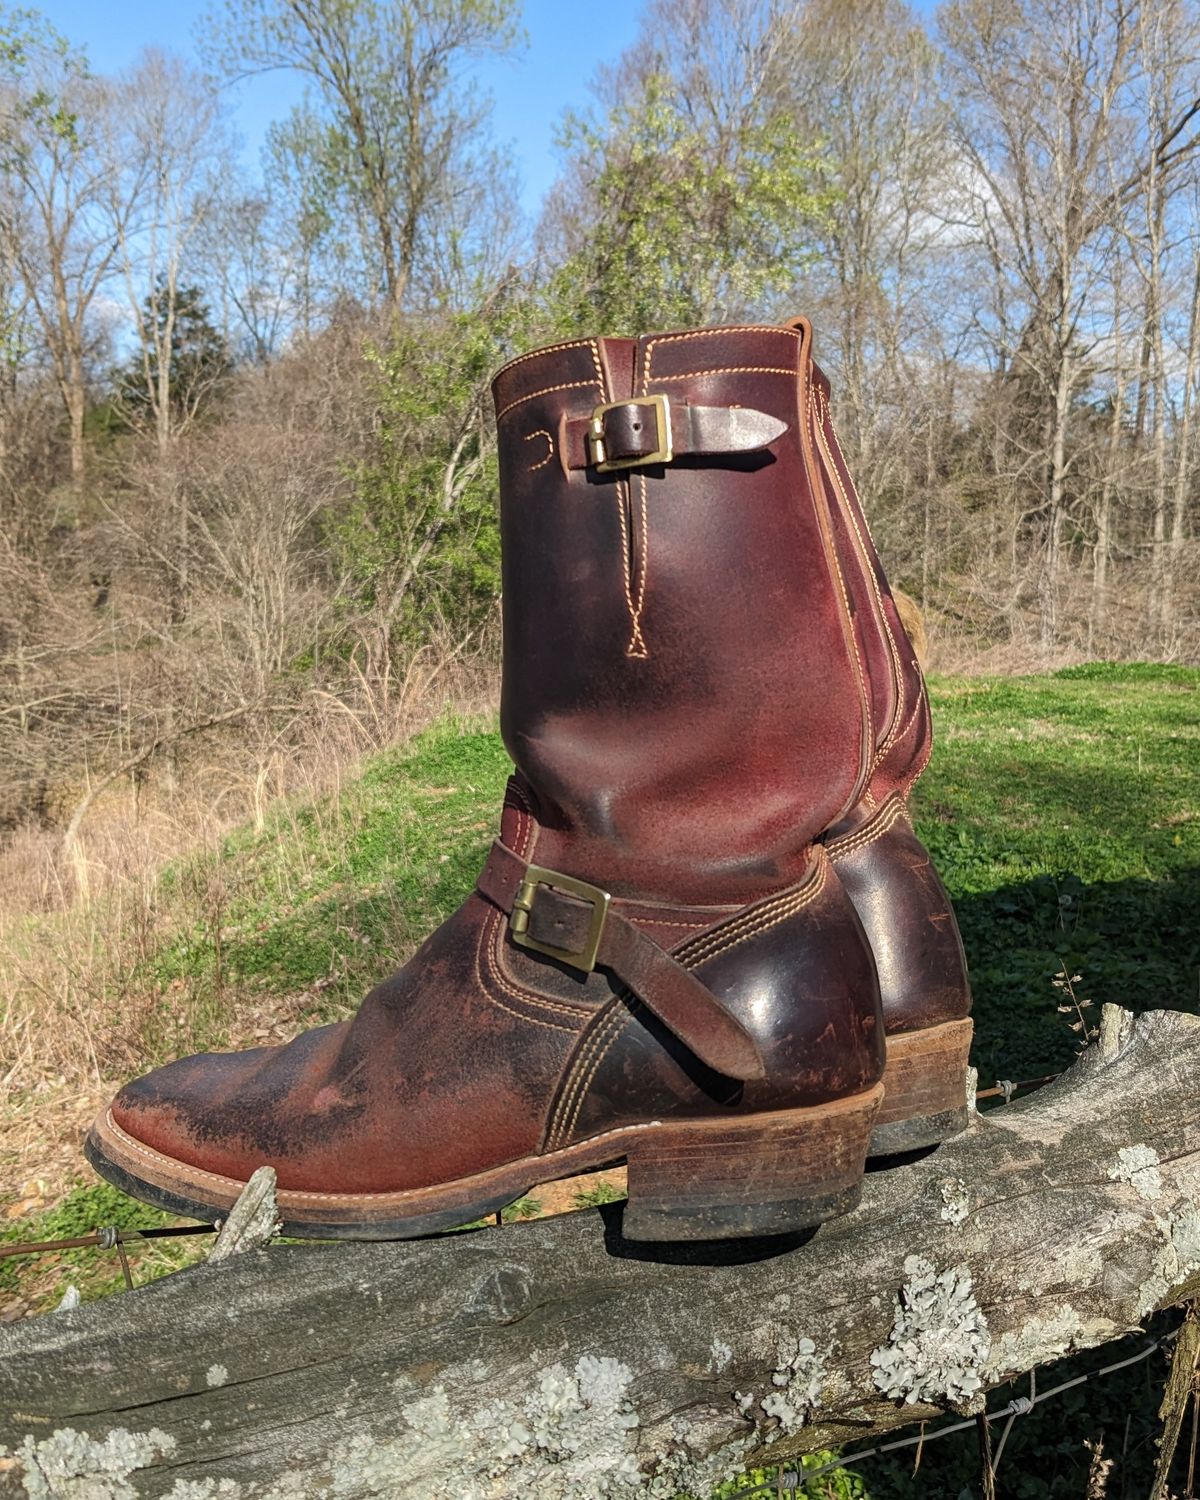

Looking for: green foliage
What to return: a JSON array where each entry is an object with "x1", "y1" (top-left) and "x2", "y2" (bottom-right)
[
  {"x1": 571, "y1": 1181, "x2": 626, "y2": 1210},
  {"x1": 335, "y1": 303, "x2": 529, "y2": 637},
  {"x1": 146, "y1": 717, "x2": 510, "y2": 1037},
  {"x1": 914, "y1": 668, "x2": 1200, "y2": 1088},
  {"x1": 0, "y1": 6, "x2": 88, "y2": 146},
  {"x1": 210, "y1": 0, "x2": 522, "y2": 304},
  {"x1": 681, "y1": 1450, "x2": 866, "y2": 1499},
  {"x1": 549, "y1": 72, "x2": 836, "y2": 333},
  {"x1": 500, "y1": 1196, "x2": 541, "y2": 1222}
]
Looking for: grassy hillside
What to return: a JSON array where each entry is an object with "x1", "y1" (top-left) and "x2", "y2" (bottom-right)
[
  {"x1": 2, "y1": 663, "x2": 1198, "y2": 1489},
  {"x1": 112, "y1": 660, "x2": 1200, "y2": 1091}
]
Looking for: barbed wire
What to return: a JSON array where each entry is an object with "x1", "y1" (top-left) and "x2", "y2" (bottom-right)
[{"x1": 736, "y1": 1327, "x2": 1180, "y2": 1498}]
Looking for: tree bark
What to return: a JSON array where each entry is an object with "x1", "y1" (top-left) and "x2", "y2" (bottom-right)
[{"x1": 1, "y1": 1006, "x2": 1199, "y2": 1498}]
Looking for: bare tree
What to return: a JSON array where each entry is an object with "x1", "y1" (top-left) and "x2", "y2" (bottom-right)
[
  {"x1": 0, "y1": 18, "x2": 129, "y2": 480},
  {"x1": 205, "y1": 0, "x2": 522, "y2": 310}
]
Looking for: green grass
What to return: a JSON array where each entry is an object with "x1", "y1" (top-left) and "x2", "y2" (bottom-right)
[
  {"x1": 145, "y1": 662, "x2": 1199, "y2": 1094},
  {"x1": 916, "y1": 663, "x2": 1200, "y2": 1085}
]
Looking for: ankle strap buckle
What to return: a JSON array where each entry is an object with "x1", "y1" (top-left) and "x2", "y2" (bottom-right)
[
  {"x1": 585, "y1": 394, "x2": 673, "y2": 472},
  {"x1": 509, "y1": 864, "x2": 612, "y2": 973}
]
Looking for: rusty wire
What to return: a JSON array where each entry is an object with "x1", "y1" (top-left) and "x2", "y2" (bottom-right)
[
  {"x1": 0, "y1": 1222, "x2": 214, "y2": 1262},
  {"x1": 742, "y1": 1329, "x2": 1179, "y2": 1498}
]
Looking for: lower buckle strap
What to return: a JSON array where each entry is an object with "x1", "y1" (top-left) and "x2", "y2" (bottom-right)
[{"x1": 476, "y1": 841, "x2": 765, "y2": 1083}]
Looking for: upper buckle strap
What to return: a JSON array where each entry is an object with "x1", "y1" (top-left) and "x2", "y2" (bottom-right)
[
  {"x1": 567, "y1": 398, "x2": 787, "y2": 473},
  {"x1": 585, "y1": 395, "x2": 673, "y2": 472}
]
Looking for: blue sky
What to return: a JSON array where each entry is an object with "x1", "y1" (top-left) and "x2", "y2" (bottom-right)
[
  {"x1": 40, "y1": 0, "x2": 938, "y2": 218},
  {"x1": 38, "y1": 0, "x2": 645, "y2": 217}
]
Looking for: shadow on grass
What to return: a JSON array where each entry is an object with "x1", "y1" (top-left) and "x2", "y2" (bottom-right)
[{"x1": 953, "y1": 865, "x2": 1200, "y2": 1088}]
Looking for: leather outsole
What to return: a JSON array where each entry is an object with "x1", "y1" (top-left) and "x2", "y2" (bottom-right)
[{"x1": 85, "y1": 1084, "x2": 886, "y2": 1245}]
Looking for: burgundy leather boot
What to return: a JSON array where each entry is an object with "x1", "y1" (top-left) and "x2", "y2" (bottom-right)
[
  {"x1": 86, "y1": 321, "x2": 889, "y2": 1243},
  {"x1": 795, "y1": 325, "x2": 973, "y2": 1154}
]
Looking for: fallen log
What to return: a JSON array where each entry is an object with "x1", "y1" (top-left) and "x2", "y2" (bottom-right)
[{"x1": 2, "y1": 1003, "x2": 1199, "y2": 1499}]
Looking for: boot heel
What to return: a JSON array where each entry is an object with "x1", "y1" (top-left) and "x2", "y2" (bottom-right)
[
  {"x1": 870, "y1": 1018, "x2": 974, "y2": 1156},
  {"x1": 621, "y1": 1084, "x2": 883, "y2": 1242}
]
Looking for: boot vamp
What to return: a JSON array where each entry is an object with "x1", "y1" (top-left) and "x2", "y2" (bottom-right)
[{"x1": 109, "y1": 894, "x2": 586, "y2": 1193}]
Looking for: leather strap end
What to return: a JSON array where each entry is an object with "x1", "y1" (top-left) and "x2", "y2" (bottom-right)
[{"x1": 566, "y1": 400, "x2": 787, "y2": 472}]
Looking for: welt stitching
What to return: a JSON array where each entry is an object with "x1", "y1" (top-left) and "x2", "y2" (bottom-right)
[
  {"x1": 826, "y1": 798, "x2": 907, "y2": 861},
  {"x1": 679, "y1": 859, "x2": 829, "y2": 968},
  {"x1": 478, "y1": 910, "x2": 587, "y2": 1028},
  {"x1": 493, "y1": 338, "x2": 602, "y2": 379},
  {"x1": 496, "y1": 380, "x2": 599, "y2": 423},
  {"x1": 549, "y1": 1005, "x2": 623, "y2": 1149},
  {"x1": 103, "y1": 1108, "x2": 669, "y2": 1204},
  {"x1": 813, "y1": 388, "x2": 906, "y2": 758},
  {"x1": 524, "y1": 429, "x2": 553, "y2": 470},
  {"x1": 565, "y1": 1008, "x2": 630, "y2": 1142}
]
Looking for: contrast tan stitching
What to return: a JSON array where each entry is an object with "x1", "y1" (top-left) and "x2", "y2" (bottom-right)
[
  {"x1": 586, "y1": 337, "x2": 605, "y2": 391},
  {"x1": 493, "y1": 338, "x2": 603, "y2": 379},
  {"x1": 496, "y1": 380, "x2": 599, "y2": 423},
  {"x1": 672, "y1": 856, "x2": 823, "y2": 960},
  {"x1": 477, "y1": 910, "x2": 587, "y2": 1029},
  {"x1": 644, "y1": 326, "x2": 801, "y2": 381},
  {"x1": 631, "y1": 915, "x2": 720, "y2": 929},
  {"x1": 675, "y1": 857, "x2": 829, "y2": 969},
  {"x1": 102, "y1": 1108, "x2": 669, "y2": 1205},
  {"x1": 548, "y1": 1005, "x2": 625, "y2": 1149},
  {"x1": 623, "y1": 474, "x2": 649, "y2": 658},
  {"x1": 800, "y1": 385, "x2": 870, "y2": 775},
  {"x1": 813, "y1": 388, "x2": 906, "y2": 759},
  {"x1": 524, "y1": 429, "x2": 553, "y2": 470},
  {"x1": 507, "y1": 782, "x2": 536, "y2": 859},
  {"x1": 548, "y1": 1005, "x2": 623, "y2": 1149},
  {"x1": 564, "y1": 1008, "x2": 629, "y2": 1142},
  {"x1": 826, "y1": 797, "x2": 907, "y2": 861},
  {"x1": 650, "y1": 366, "x2": 796, "y2": 383}
]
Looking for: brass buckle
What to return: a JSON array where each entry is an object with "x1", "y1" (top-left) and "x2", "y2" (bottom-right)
[
  {"x1": 509, "y1": 864, "x2": 611, "y2": 973},
  {"x1": 585, "y1": 394, "x2": 673, "y2": 472}
]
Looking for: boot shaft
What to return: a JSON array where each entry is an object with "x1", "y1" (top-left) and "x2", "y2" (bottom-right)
[{"x1": 491, "y1": 323, "x2": 873, "y2": 905}]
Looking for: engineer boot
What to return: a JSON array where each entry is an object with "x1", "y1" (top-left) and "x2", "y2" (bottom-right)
[
  {"x1": 796, "y1": 329, "x2": 973, "y2": 1154},
  {"x1": 87, "y1": 321, "x2": 889, "y2": 1242}
]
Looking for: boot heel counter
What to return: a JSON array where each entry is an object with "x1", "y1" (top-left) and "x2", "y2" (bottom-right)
[
  {"x1": 828, "y1": 800, "x2": 971, "y2": 1033},
  {"x1": 556, "y1": 854, "x2": 885, "y2": 1149},
  {"x1": 686, "y1": 854, "x2": 885, "y2": 1104}
]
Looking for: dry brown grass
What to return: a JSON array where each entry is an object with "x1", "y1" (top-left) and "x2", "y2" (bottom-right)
[{"x1": 0, "y1": 636, "x2": 497, "y2": 1209}]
